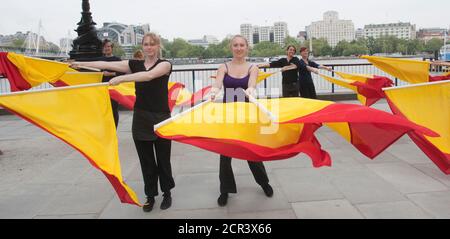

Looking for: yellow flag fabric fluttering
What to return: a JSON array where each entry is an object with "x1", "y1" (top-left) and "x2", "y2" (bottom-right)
[
  {"x1": 384, "y1": 80, "x2": 450, "y2": 174},
  {"x1": 361, "y1": 55, "x2": 435, "y2": 84},
  {"x1": 319, "y1": 72, "x2": 393, "y2": 106},
  {"x1": 211, "y1": 71, "x2": 278, "y2": 84},
  {"x1": 0, "y1": 84, "x2": 141, "y2": 206},
  {"x1": 6, "y1": 52, "x2": 71, "y2": 87},
  {"x1": 156, "y1": 97, "x2": 436, "y2": 166}
]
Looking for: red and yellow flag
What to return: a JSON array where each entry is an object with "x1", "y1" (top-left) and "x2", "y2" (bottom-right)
[
  {"x1": 5, "y1": 52, "x2": 70, "y2": 88},
  {"x1": 361, "y1": 55, "x2": 450, "y2": 84},
  {"x1": 0, "y1": 84, "x2": 141, "y2": 206},
  {"x1": 210, "y1": 71, "x2": 278, "y2": 84},
  {"x1": 276, "y1": 98, "x2": 437, "y2": 159},
  {"x1": 384, "y1": 80, "x2": 450, "y2": 174},
  {"x1": 0, "y1": 52, "x2": 103, "y2": 90},
  {"x1": 156, "y1": 98, "x2": 436, "y2": 166},
  {"x1": 109, "y1": 82, "x2": 190, "y2": 111},
  {"x1": 319, "y1": 73, "x2": 393, "y2": 106},
  {"x1": 156, "y1": 98, "x2": 331, "y2": 167}
]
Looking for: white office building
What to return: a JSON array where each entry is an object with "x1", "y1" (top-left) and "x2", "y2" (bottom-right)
[
  {"x1": 306, "y1": 11, "x2": 355, "y2": 47},
  {"x1": 364, "y1": 22, "x2": 416, "y2": 40},
  {"x1": 274, "y1": 22, "x2": 288, "y2": 45}
]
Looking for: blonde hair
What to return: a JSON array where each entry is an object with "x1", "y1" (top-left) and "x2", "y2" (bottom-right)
[
  {"x1": 229, "y1": 35, "x2": 249, "y2": 48},
  {"x1": 142, "y1": 32, "x2": 163, "y2": 58}
]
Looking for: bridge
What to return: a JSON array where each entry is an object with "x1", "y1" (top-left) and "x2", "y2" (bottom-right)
[{"x1": 0, "y1": 46, "x2": 68, "y2": 60}]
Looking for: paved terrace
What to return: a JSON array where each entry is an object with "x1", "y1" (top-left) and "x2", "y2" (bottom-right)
[{"x1": 0, "y1": 100, "x2": 449, "y2": 219}]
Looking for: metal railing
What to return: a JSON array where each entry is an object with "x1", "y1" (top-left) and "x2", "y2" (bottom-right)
[
  {"x1": 1, "y1": 62, "x2": 447, "y2": 96},
  {"x1": 168, "y1": 63, "x2": 411, "y2": 97}
]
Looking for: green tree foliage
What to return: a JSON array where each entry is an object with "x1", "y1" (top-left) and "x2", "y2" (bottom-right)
[
  {"x1": 157, "y1": 35, "x2": 441, "y2": 59},
  {"x1": 424, "y1": 38, "x2": 444, "y2": 53},
  {"x1": 112, "y1": 43, "x2": 125, "y2": 57},
  {"x1": 12, "y1": 39, "x2": 25, "y2": 48},
  {"x1": 284, "y1": 36, "x2": 300, "y2": 48},
  {"x1": 251, "y1": 41, "x2": 284, "y2": 57}
]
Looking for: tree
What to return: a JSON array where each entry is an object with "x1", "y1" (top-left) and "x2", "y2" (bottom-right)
[
  {"x1": 12, "y1": 39, "x2": 25, "y2": 48},
  {"x1": 112, "y1": 43, "x2": 125, "y2": 57},
  {"x1": 251, "y1": 41, "x2": 284, "y2": 57},
  {"x1": 424, "y1": 38, "x2": 444, "y2": 54},
  {"x1": 169, "y1": 38, "x2": 191, "y2": 58},
  {"x1": 333, "y1": 40, "x2": 350, "y2": 56},
  {"x1": 284, "y1": 36, "x2": 299, "y2": 49}
]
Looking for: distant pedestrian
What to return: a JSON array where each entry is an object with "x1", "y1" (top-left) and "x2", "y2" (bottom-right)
[
  {"x1": 100, "y1": 39, "x2": 123, "y2": 128},
  {"x1": 133, "y1": 50, "x2": 145, "y2": 60}
]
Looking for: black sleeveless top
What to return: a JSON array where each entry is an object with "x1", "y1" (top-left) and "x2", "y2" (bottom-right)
[
  {"x1": 128, "y1": 59, "x2": 172, "y2": 141},
  {"x1": 129, "y1": 59, "x2": 172, "y2": 113}
]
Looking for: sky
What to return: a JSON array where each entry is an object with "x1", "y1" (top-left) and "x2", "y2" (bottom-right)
[{"x1": 1, "y1": 0, "x2": 449, "y2": 44}]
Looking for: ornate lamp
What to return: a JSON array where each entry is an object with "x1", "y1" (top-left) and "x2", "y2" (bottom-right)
[{"x1": 69, "y1": 0, "x2": 103, "y2": 60}]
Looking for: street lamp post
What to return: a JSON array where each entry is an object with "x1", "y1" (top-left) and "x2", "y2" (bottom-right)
[{"x1": 69, "y1": 0, "x2": 103, "y2": 60}]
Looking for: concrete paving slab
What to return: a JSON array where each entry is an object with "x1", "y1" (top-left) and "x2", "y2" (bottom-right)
[
  {"x1": 327, "y1": 170, "x2": 406, "y2": 204},
  {"x1": 414, "y1": 164, "x2": 450, "y2": 188},
  {"x1": 227, "y1": 209, "x2": 297, "y2": 219},
  {"x1": 407, "y1": 191, "x2": 450, "y2": 219},
  {"x1": 386, "y1": 143, "x2": 431, "y2": 165},
  {"x1": 292, "y1": 200, "x2": 363, "y2": 219},
  {"x1": 356, "y1": 201, "x2": 433, "y2": 219},
  {"x1": 366, "y1": 162, "x2": 448, "y2": 194},
  {"x1": 274, "y1": 168, "x2": 343, "y2": 203}
]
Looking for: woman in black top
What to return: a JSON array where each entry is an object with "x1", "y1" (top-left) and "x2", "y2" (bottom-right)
[
  {"x1": 101, "y1": 39, "x2": 123, "y2": 127},
  {"x1": 297, "y1": 47, "x2": 332, "y2": 99},
  {"x1": 71, "y1": 33, "x2": 174, "y2": 213},
  {"x1": 258, "y1": 45, "x2": 300, "y2": 97}
]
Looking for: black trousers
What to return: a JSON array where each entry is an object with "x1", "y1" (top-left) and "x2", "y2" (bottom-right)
[
  {"x1": 282, "y1": 82, "x2": 299, "y2": 98},
  {"x1": 134, "y1": 138, "x2": 175, "y2": 198},
  {"x1": 111, "y1": 99, "x2": 119, "y2": 128},
  {"x1": 299, "y1": 81, "x2": 317, "y2": 99},
  {"x1": 219, "y1": 155, "x2": 269, "y2": 194}
]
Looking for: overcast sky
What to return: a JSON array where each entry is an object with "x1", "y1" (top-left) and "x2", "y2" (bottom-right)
[{"x1": 1, "y1": 0, "x2": 449, "y2": 44}]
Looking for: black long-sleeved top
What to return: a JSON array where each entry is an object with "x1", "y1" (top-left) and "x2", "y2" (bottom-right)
[{"x1": 269, "y1": 57, "x2": 300, "y2": 84}]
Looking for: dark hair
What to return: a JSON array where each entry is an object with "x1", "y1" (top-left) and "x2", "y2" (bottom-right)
[
  {"x1": 286, "y1": 45, "x2": 297, "y2": 53},
  {"x1": 102, "y1": 39, "x2": 114, "y2": 48},
  {"x1": 300, "y1": 47, "x2": 308, "y2": 53}
]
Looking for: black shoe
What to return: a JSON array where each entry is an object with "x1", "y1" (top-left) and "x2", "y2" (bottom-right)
[
  {"x1": 143, "y1": 197, "x2": 155, "y2": 212},
  {"x1": 160, "y1": 195, "x2": 172, "y2": 210},
  {"x1": 217, "y1": 193, "x2": 228, "y2": 207},
  {"x1": 262, "y1": 184, "x2": 273, "y2": 197}
]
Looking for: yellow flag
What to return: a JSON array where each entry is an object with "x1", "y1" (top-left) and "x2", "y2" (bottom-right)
[
  {"x1": 384, "y1": 80, "x2": 450, "y2": 174},
  {"x1": 0, "y1": 84, "x2": 141, "y2": 205},
  {"x1": 361, "y1": 55, "x2": 430, "y2": 84},
  {"x1": 6, "y1": 52, "x2": 70, "y2": 87},
  {"x1": 55, "y1": 71, "x2": 104, "y2": 86}
]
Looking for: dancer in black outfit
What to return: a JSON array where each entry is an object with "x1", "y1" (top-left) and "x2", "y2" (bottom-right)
[
  {"x1": 258, "y1": 45, "x2": 300, "y2": 97},
  {"x1": 71, "y1": 33, "x2": 174, "y2": 213},
  {"x1": 298, "y1": 47, "x2": 332, "y2": 99}
]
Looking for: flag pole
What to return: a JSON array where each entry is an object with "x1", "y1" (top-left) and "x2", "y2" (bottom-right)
[
  {"x1": 244, "y1": 92, "x2": 277, "y2": 122},
  {"x1": 75, "y1": 65, "x2": 102, "y2": 72},
  {"x1": 154, "y1": 99, "x2": 213, "y2": 131},
  {"x1": 0, "y1": 82, "x2": 110, "y2": 97},
  {"x1": 15, "y1": 54, "x2": 103, "y2": 72},
  {"x1": 383, "y1": 80, "x2": 450, "y2": 91}
]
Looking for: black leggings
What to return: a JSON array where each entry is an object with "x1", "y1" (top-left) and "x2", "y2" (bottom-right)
[
  {"x1": 134, "y1": 138, "x2": 175, "y2": 197},
  {"x1": 219, "y1": 155, "x2": 269, "y2": 194}
]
